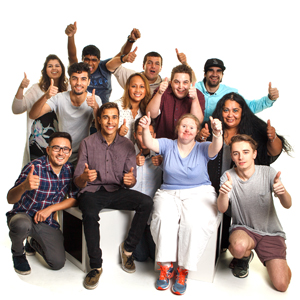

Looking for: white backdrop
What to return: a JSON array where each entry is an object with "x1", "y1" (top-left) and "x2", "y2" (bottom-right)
[{"x1": 0, "y1": 0, "x2": 299, "y2": 296}]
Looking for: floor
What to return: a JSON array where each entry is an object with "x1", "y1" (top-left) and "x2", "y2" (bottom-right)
[{"x1": 1, "y1": 235, "x2": 296, "y2": 300}]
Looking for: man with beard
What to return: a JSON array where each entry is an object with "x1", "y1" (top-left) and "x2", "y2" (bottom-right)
[
  {"x1": 29, "y1": 63, "x2": 101, "y2": 165},
  {"x1": 195, "y1": 58, "x2": 279, "y2": 122}
]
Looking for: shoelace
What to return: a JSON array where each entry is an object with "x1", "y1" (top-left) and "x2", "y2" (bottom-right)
[
  {"x1": 126, "y1": 255, "x2": 134, "y2": 266},
  {"x1": 176, "y1": 269, "x2": 188, "y2": 285},
  {"x1": 157, "y1": 263, "x2": 172, "y2": 280},
  {"x1": 87, "y1": 269, "x2": 99, "y2": 279}
]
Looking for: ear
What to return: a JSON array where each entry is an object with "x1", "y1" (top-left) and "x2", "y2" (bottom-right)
[
  {"x1": 133, "y1": 132, "x2": 136, "y2": 140},
  {"x1": 46, "y1": 146, "x2": 50, "y2": 156},
  {"x1": 253, "y1": 150, "x2": 257, "y2": 160},
  {"x1": 153, "y1": 132, "x2": 156, "y2": 138}
]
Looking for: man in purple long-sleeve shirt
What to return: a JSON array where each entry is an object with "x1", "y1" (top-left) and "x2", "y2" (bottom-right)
[{"x1": 74, "y1": 102, "x2": 153, "y2": 290}]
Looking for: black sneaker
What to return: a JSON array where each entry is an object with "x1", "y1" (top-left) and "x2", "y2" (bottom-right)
[
  {"x1": 13, "y1": 254, "x2": 31, "y2": 275},
  {"x1": 84, "y1": 268, "x2": 102, "y2": 290},
  {"x1": 25, "y1": 239, "x2": 36, "y2": 256},
  {"x1": 232, "y1": 251, "x2": 254, "y2": 278}
]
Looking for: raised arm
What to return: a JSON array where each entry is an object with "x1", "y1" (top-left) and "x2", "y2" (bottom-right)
[
  {"x1": 176, "y1": 48, "x2": 197, "y2": 82},
  {"x1": 189, "y1": 83, "x2": 204, "y2": 124},
  {"x1": 217, "y1": 172, "x2": 232, "y2": 213},
  {"x1": 7, "y1": 165, "x2": 39, "y2": 204},
  {"x1": 266, "y1": 119, "x2": 283, "y2": 156},
  {"x1": 12, "y1": 72, "x2": 30, "y2": 114},
  {"x1": 139, "y1": 112, "x2": 160, "y2": 153},
  {"x1": 146, "y1": 78, "x2": 169, "y2": 118},
  {"x1": 273, "y1": 171, "x2": 292, "y2": 209},
  {"x1": 207, "y1": 117, "x2": 223, "y2": 157},
  {"x1": 115, "y1": 28, "x2": 141, "y2": 57},
  {"x1": 29, "y1": 79, "x2": 57, "y2": 119},
  {"x1": 65, "y1": 21, "x2": 78, "y2": 65},
  {"x1": 106, "y1": 47, "x2": 138, "y2": 73},
  {"x1": 244, "y1": 82, "x2": 278, "y2": 114}
]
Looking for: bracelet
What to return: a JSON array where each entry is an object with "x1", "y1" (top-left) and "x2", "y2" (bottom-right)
[
  {"x1": 212, "y1": 130, "x2": 223, "y2": 138},
  {"x1": 270, "y1": 134, "x2": 277, "y2": 143},
  {"x1": 127, "y1": 35, "x2": 135, "y2": 43},
  {"x1": 120, "y1": 54, "x2": 125, "y2": 63}
]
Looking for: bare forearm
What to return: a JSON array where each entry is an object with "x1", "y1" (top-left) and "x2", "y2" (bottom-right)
[
  {"x1": 208, "y1": 135, "x2": 223, "y2": 157},
  {"x1": 278, "y1": 191, "x2": 292, "y2": 209},
  {"x1": 267, "y1": 136, "x2": 283, "y2": 156},
  {"x1": 146, "y1": 94, "x2": 161, "y2": 119},
  {"x1": 74, "y1": 175, "x2": 88, "y2": 189},
  {"x1": 50, "y1": 197, "x2": 77, "y2": 212},
  {"x1": 190, "y1": 99, "x2": 203, "y2": 124},
  {"x1": 217, "y1": 193, "x2": 229, "y2": 213},
  {"x1": 106, "y1": 56, "x2": 123, "y2": 73},
  {"x1": 68, "y1": 36, "x2": 78, "y2": 64},
  {"x1": 29, "y1": 94, "x2": 48, "y2": 119}
]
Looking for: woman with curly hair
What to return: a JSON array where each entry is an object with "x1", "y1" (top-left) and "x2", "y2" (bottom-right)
[
  {"x1": 114, "y1": 72, "x2": 151, "y2": 142},
  {"x1": 12, "y1": 54, "x2": 68, "y2": 167}
]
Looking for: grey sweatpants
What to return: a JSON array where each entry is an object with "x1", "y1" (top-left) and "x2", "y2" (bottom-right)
[{"x1": 7, "y1": 213, "x2": 65, "y2": 270}]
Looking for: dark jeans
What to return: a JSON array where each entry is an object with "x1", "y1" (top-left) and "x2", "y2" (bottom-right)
[
  {"x1": 78, "y1": 187, "x2": 153, "y2": 269},
  {"x1": 133, "y1": 224, "x2": 156, "y2": 262}
]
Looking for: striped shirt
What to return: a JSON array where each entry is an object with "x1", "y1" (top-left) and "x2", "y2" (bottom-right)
[{"x1": 7, "y1": 156, "x2": 78, "y2": 228}]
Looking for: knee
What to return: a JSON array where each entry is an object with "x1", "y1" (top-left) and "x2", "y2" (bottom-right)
[
  {"x1": 9, "y1": 214, "x2": 31, "y2": 235},
  {"x1": 272, "y1": 268, "x2": 291, "y2": 292},
  {"x1": 229, "y1": 239, "x2": 248, "y2": 259},
  {"x1": 140, "y1": 195, "x2": 153, "y2": 211},
  {"x1": 50, "y1": 257, "x2": 65, "y2": 271}
]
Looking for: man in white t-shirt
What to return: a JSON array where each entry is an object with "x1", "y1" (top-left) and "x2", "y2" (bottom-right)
[
  {"x1": 217, "y1": 134, "x2": 292, "y2": 292},
  {"x1": 29, "y1": 62, "x2": 102, "y2": 164}
]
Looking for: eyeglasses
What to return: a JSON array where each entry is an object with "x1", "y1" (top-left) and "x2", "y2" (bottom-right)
[{"x1": 49, "y1": 145, "x2": 71, "y2": 154}]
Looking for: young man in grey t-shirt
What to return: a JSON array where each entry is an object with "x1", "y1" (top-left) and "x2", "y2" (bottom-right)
[{"x1": 217, "y1": 134, "x2": 292, "y2": 292}]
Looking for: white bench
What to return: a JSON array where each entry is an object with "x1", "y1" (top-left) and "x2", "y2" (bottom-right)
[{"x1": 59, "y1": 207, "x2": 223, "y2": 283}]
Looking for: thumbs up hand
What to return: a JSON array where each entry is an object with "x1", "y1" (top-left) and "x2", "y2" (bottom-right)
[
  {"x1": 25, "y1": 165, "x2": 40, "y2": 190},
  {"x1": 219, "y1": 172, "x2": 233, "y2": 195},
  {"x1": 123, "y1": 47, "x2": 138, "y2": 63},
  {"x1": 267, "y1": 119, "x2": 277, "y2": 142},
  {"x1": 158, "y1": 77, "x2": 169, "y2": 95},
  {"x1": 129, "y1": 28, "x2": 141, "y2": 41},
  {"x1": 198, "y1": 123, "x2": 210, "y2": 141},
  {"x1": 210, "y1": 116, "x2": 222, "y2": 137},
  {"x1": 45, "y1": 79, "x2": 58, "y2": 99},
  {"x1": 175, "y1": 48, "x2": 187, "y2": 65},
  {"x1": 188, "y1": 82, "x2": 197, "y2": 100},
  {"x1": 123, "y1": 167, "x2": 136, "y2": 187},
  {"x1": 119, "y1": 118, "x2": 129, "y2": 137},
  {"x1": 139, "y1": 111, "x2": 151, "y2": 129},
  {"x1": 65, "y1": 21, "x2": 77, "y2": 37},
  {"x1": 273, "y1": 171, "x2": 285, "y2": 196},
  {"x1": 82, "y1": 163, "x2": 97, "y2": 183},
  {"x1": 268, "y1": 82, "x2": 279, "y2": 100},
  {"x1": 136, "y1": 149, "x2": 145, "y2": 166},
  {"x1": 20, "y1": 72, "x2": 30, "y2": 89},
  {"x1": 86, "y1": 89, "x2": 97, "y2": 109}
]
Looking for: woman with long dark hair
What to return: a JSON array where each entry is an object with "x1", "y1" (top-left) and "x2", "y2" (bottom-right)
[{"x1": 12, "y1": 54, "x2": 68, "y2": 167}]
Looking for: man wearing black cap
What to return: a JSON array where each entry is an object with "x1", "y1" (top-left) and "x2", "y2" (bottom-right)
[{"x1": 195, "y1": 58, "x2": 279, "y2": 122}]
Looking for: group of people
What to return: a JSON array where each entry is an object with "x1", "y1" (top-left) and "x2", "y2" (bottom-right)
[{"x1": 7, "y1": 23, "x2": 292, "y2": 295}]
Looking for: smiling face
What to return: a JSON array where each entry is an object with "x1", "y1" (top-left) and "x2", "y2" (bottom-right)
[
  {"x1": 128, "y1": 75, "x2": 146, "y2": 103},
  {"x1": 83, "y1": 55, "x2": 100, "y2": 74},
  {"x1": 46, "y1": 137, "x2": 72, "y2": 170},
  {"x1": 222, "y1": 100, "x2": 242, "y2": 129},
  {"x1": 97, "y1": 107, "x2": 119, "y2": 138},
  {"x1": 171, "y1": 73, "x2": 191, "y2": 99},
  {"x1": 69, "y1": 71, "x2": 90, "y2": 96},
  {"x1": 231, "y1": 141, "x2": 257, "y2": 172},
  {"x1": 46, "y1": 59, "x2": 62, "y2": 80},
  {"x1": 143, "y1": 56, "x2": 162, "y2": 83},
  {"x1": 177, "y1": 117, "x2": 199, "y2": 143},
  {"x1": 204, "y1": 66, "x2": 223, "y2": 89}
]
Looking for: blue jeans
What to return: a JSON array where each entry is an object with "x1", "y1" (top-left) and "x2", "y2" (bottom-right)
[{"x1": 78, "y1": 187, "x2": 153, "y2": 269}]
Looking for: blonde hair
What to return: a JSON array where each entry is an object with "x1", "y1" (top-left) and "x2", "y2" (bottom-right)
[
  {"x1": 121, "y1": 73, "x2": 151, "y2": 114},
  {"x1": 175, "y1": 114, "x2": 201, "y2": 135}
]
